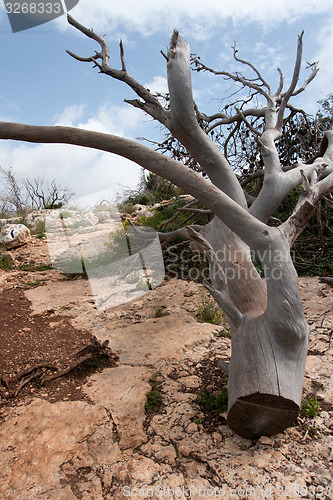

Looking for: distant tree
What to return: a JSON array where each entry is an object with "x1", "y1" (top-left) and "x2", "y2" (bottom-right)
[
  {"x1": 0, "y1": 17, "x2": 332, "y2": 439},
  {"x1": 25, "y1": 178, "x2": 74, "y2": 209},
  {"x1": 0, "y1": 166, "x2": 27, "y2": 215},
  {"x1": 0, "y1": 167, "x2": 74, "y2": 214}
]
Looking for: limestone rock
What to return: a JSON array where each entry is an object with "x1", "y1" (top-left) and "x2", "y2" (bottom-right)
[
  {"x1": 1, "y1": 223, "x2": 31, "y2": 249},
  {"x1": 94, "y1": 210, "x2": 111, "y2": 223},
  {"x1": 83, "y1": 365, "x2": 153, "y2": 449},
  {"x1": 0, "y1": 398, "x2": 117, "y2": 499}
]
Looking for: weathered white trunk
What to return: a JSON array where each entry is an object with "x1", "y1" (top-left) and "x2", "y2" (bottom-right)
[
  {"x1": 212, "y1": 229, "x2": 310, "y2": 439},
  {"x1": 227, "y1": 313, "x2": 309, "y2": 439}
]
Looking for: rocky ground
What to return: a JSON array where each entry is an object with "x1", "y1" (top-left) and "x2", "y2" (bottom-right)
[{"x1": 0, "y1": 236, "x2": 332, "y2": 499}]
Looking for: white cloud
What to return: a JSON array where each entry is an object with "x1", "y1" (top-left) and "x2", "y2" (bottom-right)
[
  {"x1": 311, "y1": 15, "x2": 333, "y2": 98},
  {"x1": 54, "y1": 103, "x2": 143, "y2": 136},
  {"x1": 64, "y1": 0, "x2": 332, "y2": 38},
  {"x1": 145, "y1": 76, "x2": 168, "y2": 95},
  {"x1": 0, "y1": 140, "x2": 142, "y2": 199},
  {"x1": 54, "y1": 104, "x2": 86, "y2": 126},
  {"x1": 0, "y1": 100, "x2": 149, "y2": 199}
]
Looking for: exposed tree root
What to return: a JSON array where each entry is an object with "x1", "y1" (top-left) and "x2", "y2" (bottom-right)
[{"x1": 0, "y1": 336, "x2": 118, "y2": 399}]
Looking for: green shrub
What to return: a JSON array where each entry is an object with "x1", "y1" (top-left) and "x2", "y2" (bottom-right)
[
  {"x1": 197, "y1": 389, "x2": 228, "y2": 413},
  {"x1": 145, "y1": 389, "x2": 163, "y2": 413},
  {"x1": 134, "y1": 193, "x2": 156, "y2": 206},
  {"x1": 0, "y1": 251, "x2": 14, "y2": 270},
  {"x1": 59, "y1": 210, "x2": 72, "y2": 219},
  {"x1": 219, "y1": 327, "x2": 231, "y2": 338},
  {"x1": 118, "y1": 202, "x2": 136, "y2": 214},
  {"x1": 301, "y1": 396, "x2": 320, "y2": 419},
  {"x1": 197, "y1": 297, "x2": 224, "y2": 325},
  {"x1": 155, "y1": 306, "x2": 169, "y2": 318},
  {"x1": 32, "y1": 219, "x2": 46, "y2": 238},
  {"x1": 145, "y1": 373, "x2": 163, "y2": 413}
]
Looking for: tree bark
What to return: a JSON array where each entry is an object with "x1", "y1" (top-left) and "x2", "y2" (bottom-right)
[{"x1": 226, "y1": 232, "x2": 309, "y2": 439}]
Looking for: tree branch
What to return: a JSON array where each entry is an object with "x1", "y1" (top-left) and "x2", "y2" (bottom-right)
[
  {"x1": 67, "y1": 15, "x2": 169, "y2": 126},
  {"x1": 232, "y1": 40, "x2": 271, "y2": 94},
  {"x1": 0, "y1": 121, "x2": 272, "y2": 251},
  {"x1": 192, "y1": 56, "x2": 271, "y2": 101},
  {"x1": 186, "y1": 227, "x2": 243, "y2": 327},
  {"x1": 281, "y1": 163, "x2": 333, "y2": 246},
  {"x1": 276, "y1": 31, "x2": 304, "y2": 130},
  {"x1": 167, "y1": 31, "x2": 247, "y2": 206}
]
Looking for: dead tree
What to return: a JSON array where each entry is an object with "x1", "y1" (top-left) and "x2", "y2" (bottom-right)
[
  {"x1": 0, "y1": 16, "x2": 332, "y2": 439},
  {"x1": 25, "y1": 178, "x2": 74, "y2": 209}
]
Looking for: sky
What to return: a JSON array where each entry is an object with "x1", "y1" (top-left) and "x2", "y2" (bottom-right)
[{"x1": 0, "y1": 0, "x2": 333, "y2": 206}]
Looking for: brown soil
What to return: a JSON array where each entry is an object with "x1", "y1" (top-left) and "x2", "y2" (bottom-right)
[{"x1": 0, "y1": 282, "x2": 115, "y2": 406}]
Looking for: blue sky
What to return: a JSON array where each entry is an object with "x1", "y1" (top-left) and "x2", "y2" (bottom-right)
[{"x1": 0, "y1": 1, "x2": 333, "y2": 204}]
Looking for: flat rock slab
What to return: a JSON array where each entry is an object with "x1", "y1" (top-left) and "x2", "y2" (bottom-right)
[
  {"x1": 0, "y1": 398, "x2": 119, "y2": 499},
  {"x1": 100, "y1": 313, "x2": 215, "y2": 366},
  {"x1": 25, "y1": 279, "x2": 92, "y2": 314},
  {"x1": 83, "y1": 365, "x2": 153, "y2": 449}
]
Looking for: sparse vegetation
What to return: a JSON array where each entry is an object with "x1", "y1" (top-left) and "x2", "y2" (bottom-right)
[
  {"x1": 145, "y1": 373, "x2": 163, "y2": 413},
  {"x1": 301, "y1": 395, "x2": 320, "y2": 419},
  {"x1": 196, "y1": 388, "x2": 228, "y2": 413},
  {"x1": 219, "y1": 327, "x2": 231, "y2": 338},
  {"x1": 25, "y1": 280, "x2": 42, "y2": 287},
  {"x1": 121, "y1": 171, "x2": 181, "y2": 207},
  {"x1": 155, "y1": 306, "x2": 169, "y2": 318},
  {"x1": 194, "y1": 416, "x2": 205, "y2": 425},
  {"x1": 0, "y1": 251, "x2": 14, "y2": 270},
  {"x1": 296, "y1": 395, "x2": 321, "y2": 438},
  {"x1": 18, "y1": 263, "x2": 52, "y2": 272},
  {"x1": 197, "y1": 296, "x2": 224, "y2": 325},
  {"x1": 0, "y1": 167, "x2": 74, "y2": 214},
  {"x1": 118, "y1": 201, "x2": 136, "y2": 215},
  {"x1": 59, "y1": 210, "x2": 72, "y2": 219},
  {"x1": 145, "y1": 389, "x2": 163, "y2": 413}
]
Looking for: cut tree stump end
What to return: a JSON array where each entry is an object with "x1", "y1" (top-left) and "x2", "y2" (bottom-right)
[{"x1": 227, "y1": 393, "x2": 299, "y2": 440}]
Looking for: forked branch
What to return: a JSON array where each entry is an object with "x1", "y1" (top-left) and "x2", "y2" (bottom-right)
[
  {"x1": 67, "y1": 15, "x2": 169, "y2": 126},
  {"x1": 186, "y1": 227, "x2": 243, "y2": 327}
]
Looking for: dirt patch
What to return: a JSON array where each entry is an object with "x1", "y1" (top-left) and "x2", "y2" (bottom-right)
[{"x1": 0, "y1": 286, "x2": 115, "y2": 405}]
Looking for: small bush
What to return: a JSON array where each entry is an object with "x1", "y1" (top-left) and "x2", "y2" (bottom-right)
[
  {"x1": 0, "y1": 251, "x2": 14, "y2": 271},
  {"x1": 145, "y1": 389, "x2": 163, "y2": 413},
  {"x1": 197, "y1": 389, "x2": 228, "y2": 413},
  {"x1": 301, "y1": 395, "x2": 320, "y2": 419},
  {"x1": 194, "y1": 416, "x2": 205, "y2": 425},
  {"x1": 197, "y1": 297, "x2": 224, "y2": 325},
  {"x1": 134, "y1": 193, "x2": 156, "y2": 206},
  {"x1": 118, "y1": 202, "x2": 136, "y2": 215},
  {"x1": 145, "y1": 373, "x2": 163, "y2": 413},
  {"x1": 59, "y1": 210, "x2": 72, "y2": 219},
  {"x1": 32, "y1": 219, "x2": 46, "y2": 238},
  {"x1": 155, "y1": 306, "x2": 169, "y2": 318},
  {"x1": 219, "y1": 327, "x2": 231, "y2": 338}
]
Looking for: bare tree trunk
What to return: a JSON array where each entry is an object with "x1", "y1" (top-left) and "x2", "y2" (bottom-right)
[
  {"x1": 227, "y1": 258, "x2": 309, "y2": 438},
  {"x1": 204, "y1": 223, "x2": 309, "y2": 438}
]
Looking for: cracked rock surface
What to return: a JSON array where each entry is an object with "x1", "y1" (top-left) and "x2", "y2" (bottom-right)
[{"x1": 0, "y1": 239, "x2": 332, "y2": 499}]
